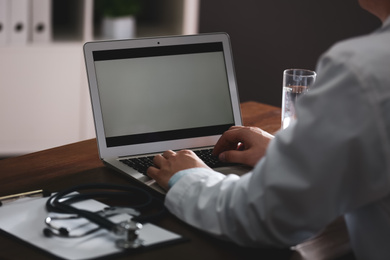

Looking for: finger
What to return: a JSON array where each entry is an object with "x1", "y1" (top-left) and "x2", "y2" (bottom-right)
[
  {"x1": 213, "y1": 129, "x2": 243, "y2": 155},
  {"x1": 153, "y1": 154, "x2": 165, "y2": 167},
  {"x1": 162, "y1": 150, "x2": 175, "y2": 158},
  {"x1": 228, "y1": 126, "x2": 245, "y2": 130},
  {"x1": 219, "y1": 150, "x2": 248, "y2": 165},
  {"x1": 146, "y1": 166, "x2": 169, "y2": 188},
  {"x1": 146, "y1": 166, "x2": 159, "y2": 177}
]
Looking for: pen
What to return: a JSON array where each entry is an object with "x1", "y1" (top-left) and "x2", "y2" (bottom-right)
[{"x1": 0, "y1": 189, "x2": 50, "y2": 206}]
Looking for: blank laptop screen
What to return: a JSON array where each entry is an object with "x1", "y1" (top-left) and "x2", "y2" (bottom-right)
[{"x1": 93, "y1": 43, "x2": 235, "y2": 147}]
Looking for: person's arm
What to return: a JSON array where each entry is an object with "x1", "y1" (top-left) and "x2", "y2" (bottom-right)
[{"x1": 154, "y1": 53, "x2": 390, "y2": 248}]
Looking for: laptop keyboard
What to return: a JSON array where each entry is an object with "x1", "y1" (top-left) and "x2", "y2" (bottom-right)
[
  {"x1": 119, "y1": 148, "x2": 232, "y2": 175},
  {"x1": 120, "y1": 156, "x2": 154, "y2": 175}
]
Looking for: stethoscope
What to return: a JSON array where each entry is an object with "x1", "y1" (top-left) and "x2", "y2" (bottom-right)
[{"x1": 43, "y1": 183, "x2": 166, "y2": 249}]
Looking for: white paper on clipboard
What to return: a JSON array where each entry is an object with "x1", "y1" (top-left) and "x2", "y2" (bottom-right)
[{"x1": 0, "y1": 196, "x2": 184, "y2": 260}]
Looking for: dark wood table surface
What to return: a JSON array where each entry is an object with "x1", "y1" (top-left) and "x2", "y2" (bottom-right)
[{"x1": 0, "y1": 102, "x2": 319, "y2": 260}]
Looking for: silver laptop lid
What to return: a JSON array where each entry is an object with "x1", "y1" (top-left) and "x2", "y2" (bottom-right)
[{"x1": 84, "y1": 33, "x2": 242, "y2": 159}]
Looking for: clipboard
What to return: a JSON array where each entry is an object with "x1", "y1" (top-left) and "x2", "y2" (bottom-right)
[{"x1": 0, "y1": 195, "x2": 186, "y2": 260}]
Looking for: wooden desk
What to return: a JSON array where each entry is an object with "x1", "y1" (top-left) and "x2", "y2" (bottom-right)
[{"x1": 0, "y1": 101, "x2": 289, "y2": 260}]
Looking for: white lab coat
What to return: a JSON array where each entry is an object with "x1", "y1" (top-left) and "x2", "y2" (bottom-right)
[{"x1": 164, "y1": 17, "x2": 390, "y2": 260}]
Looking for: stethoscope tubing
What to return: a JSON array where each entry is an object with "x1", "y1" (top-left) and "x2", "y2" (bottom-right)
[{"x1": 45, "y1": 183, "x2": 164, "y2": 233}]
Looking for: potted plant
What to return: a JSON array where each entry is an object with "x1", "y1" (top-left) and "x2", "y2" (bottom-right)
[{"x1": 95, "y1": 0, "x2": 142, "y2": 39}]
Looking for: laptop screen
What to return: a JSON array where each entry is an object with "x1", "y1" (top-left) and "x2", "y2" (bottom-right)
[{"x1": 93, "y1": 42, "x2": 235, "y2": 147}]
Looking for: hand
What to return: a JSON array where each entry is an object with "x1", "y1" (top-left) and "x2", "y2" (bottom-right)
[
  {"x1": 212, "y1": 126, "x2": 274, "y2": 167},
  {"x1": 147, "y1": 150, "x2": 211, "y2": 190}
]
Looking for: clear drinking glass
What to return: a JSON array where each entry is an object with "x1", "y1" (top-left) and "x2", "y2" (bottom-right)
[{"x1": 281, "y1": 69, "x2": 316, "y2": 129}]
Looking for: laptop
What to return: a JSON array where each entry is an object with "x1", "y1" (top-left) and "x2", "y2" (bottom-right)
[{"x1": 83, "y1": 33, "x2": 250, "y2": 194}]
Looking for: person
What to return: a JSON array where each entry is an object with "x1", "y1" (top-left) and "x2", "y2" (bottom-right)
[{"x1": 147, "y1": 0, "x2": 390, "y2": 259}]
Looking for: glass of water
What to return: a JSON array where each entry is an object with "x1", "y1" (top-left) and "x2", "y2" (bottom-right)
[{"x1": 281, "y1": 69, "x2": 316, "y2": 129}]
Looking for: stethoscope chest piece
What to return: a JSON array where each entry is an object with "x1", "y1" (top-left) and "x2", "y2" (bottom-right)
[{"x1": 115, "y1": 220, "x2": 144, "y2": 249}]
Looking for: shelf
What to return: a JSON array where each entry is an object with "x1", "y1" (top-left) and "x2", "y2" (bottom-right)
[
  {"x1": 0, "y1": 0, "x2": 199, "y2": 156},
  {"x1": 93, "y1": 0, "x2": 199, "y2": 40},
  {"x1": 50, "y1": 0, "x2": 200, "y2": 43},
  {"x1": 52, "y1": 0, "x2": 86, "y2": 42}
]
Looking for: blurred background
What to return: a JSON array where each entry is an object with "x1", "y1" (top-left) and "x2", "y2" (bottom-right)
[
  {"x1": 199, "y1": 0, "x2": 380, "y2": 106},
  {"x1": 0, "y1": 0, "x2": 381, "y2": 157}
]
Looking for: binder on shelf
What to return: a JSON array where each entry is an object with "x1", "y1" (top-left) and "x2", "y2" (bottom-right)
[
  {"x1": 31, "y1": 0, "x2": 52, "y2": 43},
  {"x1": 9, "y1": 0, "x2": 30, "y2": 44},
  {"x1": 0, "y1": 0, "x2": 10, "y2": 45}
]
